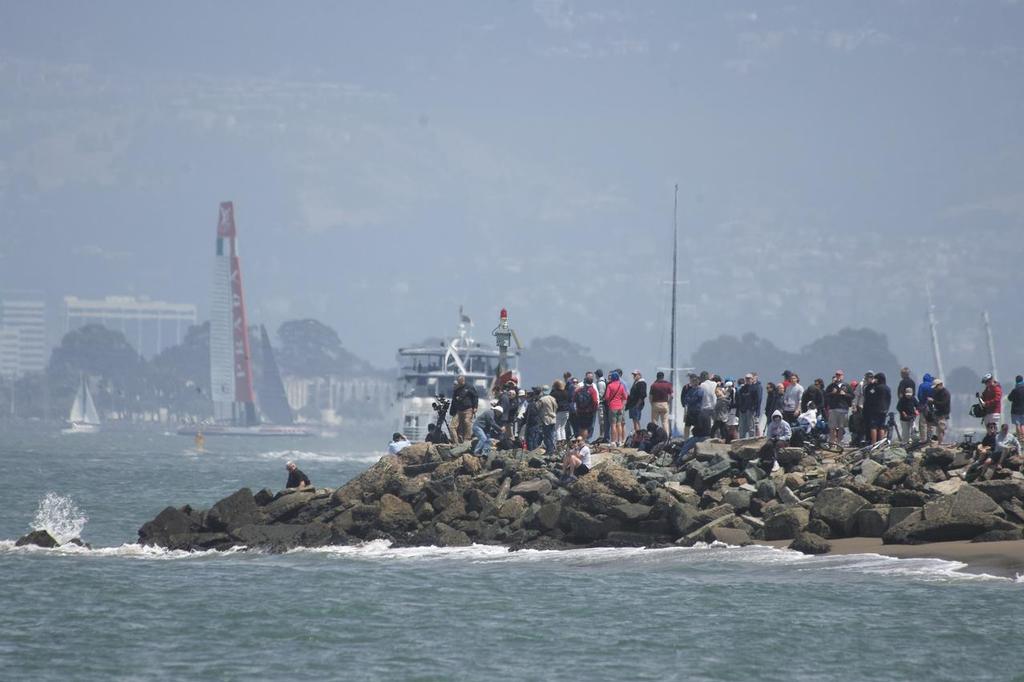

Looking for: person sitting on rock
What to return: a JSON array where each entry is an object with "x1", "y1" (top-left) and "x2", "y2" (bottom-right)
[
  {"x1": 285, "y1": 461, "x2": 311, "y2": 489},
  {"x1": 425, "y1": 422, "x2": 450, "y2": 445},
  {"x1": 561, "y1": 435, "x2": 592, "y2": 483},
  {"x1": 387, "y1": 432, "x2": 411, "y2": 455},
  {"x1": 759, "y1": 410, "x2": 792, "y2": 473},
  {"x1": 970, "y1": 422, "x2": 1002, "y2": 479}
]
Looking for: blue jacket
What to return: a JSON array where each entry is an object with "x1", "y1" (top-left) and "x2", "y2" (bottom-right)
[
  {"x1": 683, "y1": 385, "x2": 704, "y2": 412},
  {"x1": 917, "y1": 373, "x2": 934, "y2": 405}
]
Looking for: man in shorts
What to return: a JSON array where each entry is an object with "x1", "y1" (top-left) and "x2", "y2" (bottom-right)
[
  {"x1": 1006, "y1": 375, "x2": 1024, "y2": 439},
  {"x1": 824, "y1": 370, "x2": 852, "y2": 447},
  {"x1": 979, "y1": 373, "x2": 1002, "y2": 427}
]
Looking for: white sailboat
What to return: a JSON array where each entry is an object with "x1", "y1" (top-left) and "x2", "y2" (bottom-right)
[{"x1": 63, "y1": 375, "x2": 101, "y2": 434}]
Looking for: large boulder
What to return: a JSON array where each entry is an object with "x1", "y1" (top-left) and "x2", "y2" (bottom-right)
[
  {"x1": 205, "y1": 488, "x2": 261, "y2": 532},
  {"x1": 882, "y1": 485, "x2": 1016, "y2": 545},
  {"x1": 608, "y1": 503, "x2": 653, "y2": 523},
  {"x1": 396, "y1": 442, "x2": 439, "y2": 466},
  {"x1": 138, "y1": 506, "x2": 204, "y2": 550},
  {"x1": 377, "y1": 494, "x2": 418, "y2": 533},
  {"x1": 855, "y1": 506, "x2": 890, "y2": 538},
  {"x1": 263, "y1": 490, "x2": 316, "y2": 523},
  {"x1": 763, "y1": 506, "x2": 810, "y2": 541},
  {"x1": 971, "y1": 480, "x2": 1024, "y2": 504},
  {"x1": 789, "y1": 531, "x2": 831, "y2": 555},
  {"x1": 510, "y1": 479, "x2": 553, "y2": 503},
  {"x1": 562, "y1": 508, "x2": 614, "y2": 542},
  {"x1": 230, "y1": 522, "x2": 333, "y2": 552},
  {"x1": 811, "y1": 487, "x2": 870, "y2": 538},
  {"x1": 331, "y1": 456, "x2": 404, "y2": 507},
  {"x1": 568, "y1": 476, "x2": 628, "y2": 516},
  {"x1": 709, "y1": 527, "x2": 753, "y2": 546},
  {"x1": 675, "y1": 514, "x2": 737, "y2": 546},
  {"x1": 597, "y1": 466, "x2": 646, "y2": 502},
  {"x1": 16, "y1": 529, "x2": 60, "y2": 548}
]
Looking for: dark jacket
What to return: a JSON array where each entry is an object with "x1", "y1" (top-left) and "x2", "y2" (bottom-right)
[
  {"x1": 801, "y1": 385, "x2": 824, "y2": 413},
  {"x1": 764, "y1": 389, "x2": 782, "y2": 419},
  {"x1": 626, "y1": 380, "x2": 647, "y2": 411},
  {"x1": 1008, "y1": 384, "x2": 1024, "y2": 416},
  {"x1": 682, "y1": 384, "x2": 703, "y2": 412},
  {"x1": 897, "y1": 395, "x2": 919, "y2": 422},
  {"x1": 550, "y1": 386, "x2": 570, "y2": 412},
  {"x1": 897, "y1": 377, "x2": 916, "y2": 401},
  {"x1": 452, "y1": 383, "x2": 479, "y2": 413},
  {"x1": 824, "y1": 381, "x2": 853, "y2": 410},
  {"x1": 931, "y1": 386, "x2": 951, "y2": 418},
  {"x1": 864, "y1": 379, "x2": 891, "y2": 415},
  {"x1": 736, "y1": 383, "x2": 758, "y2": 412}
]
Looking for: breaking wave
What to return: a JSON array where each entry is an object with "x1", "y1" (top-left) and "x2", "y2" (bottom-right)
[
  {"x1": 256, "y1": 449, "x2": 384, "y2": 464},
  {"x1": 0, "y1": 539, "x2": 246, "y2": 560},
  {"x1": 31, "y1": 492, "x2": 88, "y2": 544}
]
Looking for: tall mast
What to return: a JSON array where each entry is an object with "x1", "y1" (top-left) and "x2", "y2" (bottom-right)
[
  {"x1": 669, "y1": 184, "x2": 679, "y2": 427},
  {"x1": 926, "y1": 284, "x2": 945, "y2": 380},
  {"x1": 983, "y1": 310, "x2": 998, "y2": 380}
]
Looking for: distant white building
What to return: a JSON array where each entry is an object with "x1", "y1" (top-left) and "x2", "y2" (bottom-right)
[
  {"x1": 64, "y1": 295, "x2": 197, "y2": 357},
  {"x1": 283, "y1": 375, "x2": 392, "y2": 425},
  {"x1": 0, "y1": 294, "x2": 47, "y2": 377}
]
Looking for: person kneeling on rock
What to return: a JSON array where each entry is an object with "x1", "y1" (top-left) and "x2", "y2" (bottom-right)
[
  {"x1": 388, "y1": 432, "x2": 412, "y2": 455},
  {"x1": 759, "y1": 410, "x2": 792, "y2": 474},
  {"x1": 285, "y1": 461, "x2": 311, "y2": 489},
  {"x1": 561, "y1": 435, "x2": 591, "y2": 484}
]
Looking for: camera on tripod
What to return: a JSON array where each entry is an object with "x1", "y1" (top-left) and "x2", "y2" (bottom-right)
[{"x1": 432, "y1": 396, "x2": 451, "y2": 417}]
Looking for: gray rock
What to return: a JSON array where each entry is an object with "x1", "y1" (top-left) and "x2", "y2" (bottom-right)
[
  {"x1": 856, "y1": 459, "x2": 885, "y2": 486},
  {"x1": 763, "y1": 506, "x2": 810, "y2": 540},
  {"x1": 709, "y1": 527, "x2": 752, "y2": 546},
  {"x1": 229, "y1": 522, "x2": 332, "y2": 552},
  {"x1": 888, "y1": 490, "x2": 929, "y2": 507},
  {"x1": 377, "y1": 494, "x2": 418, "y2": 533},
  {"x1": 253, "y1": 488, "x2": 274, "y2": 506},
  {"x1": 971, "y1": 528, "x2": 1023, "y2": 543},
  {"x1": 883, "y1": 512, "x2": 1017, "y2": 545},
  {"x1": 563, "y1": 508, "x2": 615, "y2": 542},
  {"x1": 263, "y1": 491, "x2": 315, "y2": 523},
  {"x1": 674, "y1": 514, "x2": 737, "y2": 547},
  {"x1": 926, "y1": 478, "x2": 964, "y2": 496},
  {"x1": 205, "y1": 488, "x2": 260, "y2": 532},
  {"x1": 434, "y1": 523, "x2": 472, "y2": 547},
  {"x1": 608, "y1": 503, "x2": 653, "y2": 523},
  {"x1": 805, "y1": 518, "x2": 832, "y2": 538},
  {"x1": 776, "y1": 447, "x2": 804, "y2": 470},
  {"x1": 509, "y1": 478, "x2": 553, "y2": 503},
  {"x1": 855, "y1": 506, "x2": 891, "y2": 537},
  {"x1": 532, "y1": 502, "x2": 562, "y2": 531},
  {"x1": 789, "y1": 531, "x2": 831, "y2": 555},
  {"x1": 811, "y1": 487, "x2": 870, "y2": 538},
  {"x1": 597, "y1": 466, "x2": 647, "y2": 502},
  {"x1": 756, "y1": 479, "x2": 777, "y2": 502},
  {"x1": 971, "y1": 479, "x2": 1024, "y2": 504},
  {"x1": 138, "y1": 506, "x2": 203, "y2": 550},
  {"x1": 15, "y1": 529, "x2": 59, "y2": 548},
  {"x1": 778, "y1": 485, "x2": 802, "y2": 506},
  {"x1": 723, "y1": 489, "x2": 753, "y2": 513}
]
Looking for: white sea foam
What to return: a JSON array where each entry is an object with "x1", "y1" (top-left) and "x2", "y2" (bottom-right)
[
  {"x1": 257, "y1": 449, "x2": 384, "y2": 464},
  {"x1": 31, "y1": 492, "x2": 88, "y2": 544},
  {"x1": 0, "y1": 539, "x2": 247, "y2": 561}
]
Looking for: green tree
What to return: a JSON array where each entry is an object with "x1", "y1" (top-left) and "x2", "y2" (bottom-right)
[{"x1": 276, "y1": 319, "x2": 374, "y2": 377}]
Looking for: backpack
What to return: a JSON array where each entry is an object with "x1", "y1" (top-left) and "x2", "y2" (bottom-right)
[{"x1": 574, "y1": 386, "x2": 596, "y2": 413}]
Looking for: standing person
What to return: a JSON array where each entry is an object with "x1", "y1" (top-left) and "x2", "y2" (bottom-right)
[
  {"x1": 896, "y1": 387, "x2": 919, "y2": 445},
  {"x1": 682, "y1": 374, "x2": 703, "y2": 438},
  {"x1": 865, "y1": 372, "x2": 892, "y2": 444},
  {"x1": 564, "y1": 376, "x2": 578, "y2": 441},
  {"x1": 929, "y1": 378, "x2": 951, "y2": 444},
  {"x1": 594, "y1": 369, "x2": 609, "y2": 442},
  {"x1": 764, "y1": 382, "x2": 782, "y2": 426},
  {"x1": 1007, "y1": 375, "x2": 1024, "y2": 439},
  {"x1": 450, "y1": 375, "x2": 479, "y2": 444},
  {"x1": 523, "y1": 388, "x2": 543, "y2": 451},
  {"x1": 736, "y1": 375, "x2": 756, "y2": 439},
  {"x1": 550, "y1": 379, "x2": 571, "y2": 443},
  {"x1": 710, "y1": 379, "x2": 730, "y2": 440},
  {"x1": 782, "y1": 374, "x2": 804, "y2": 424},
  {"x1": 625, "y1": 370, "x2": 647, "y2": 435},
  {"x1": 802, "y1": 378, "x2": 825, "y2": 415},
  {"x1": 537, "y1": 385, "x2": 559, "y2": 455},
  {"x1": 916, "y1": 373, "x2": 935, "y2": 444},
  {"x1": 699, "y1": 371, "x2": 718, "y2": 429},
  {"x1": 824, "y1": 370, "x2": 853, "y2": 447},
  {"x1": 573, "y1": 375, "x2": 599, "y2": 442},
  {"x1": 603, "y1": 371, "x2": 629, "y2": 447},
  {"x1": 648, "y1": 371, "x2": 673, "y2": 435},
  {"x1": 852, "y1": 371, "x2": 874, "y2": 445},
  {"x1": 978, "y1": 373, "x2": 1003, "y2": 428},
  {"x1": 747, "y1": 373, "x2": 763, "y2": 437},
  {"x1": 897, "y1": 367, "x2": 916, "y2": 439}
]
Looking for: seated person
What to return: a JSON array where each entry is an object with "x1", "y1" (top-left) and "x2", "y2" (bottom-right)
[
  {"x1": 759, "y1": 410, "x2": 792, "y2": 473},
  {"x1": 387, "y1": 432, "x2": 412, "y2": 455},
  {"x1": 791, "y1": 408, "x2": 817, "y2": 446},
  {"x1": 425, "y1": 422, "x2": 451, "y2": 444},
  {"x1": 472, "y1": 405, "x2": 504, "y2": 456},
  {"x1": 646, "y1": 421, "x2": 668, "y2": 451},
  {"x1": 561, "y1": 436, "x2": 592, "y2": 483},
  {"x1": 285, "y1": 461, "x2": 311, "y2": 489},
  {"x1": 971, "y1": 422, "x2": 1002, "y2": 475}
]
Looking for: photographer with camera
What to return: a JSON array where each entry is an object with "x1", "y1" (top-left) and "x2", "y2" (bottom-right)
[{"x1": 450, "y1": 375, "x2": 479, "y2": 444}]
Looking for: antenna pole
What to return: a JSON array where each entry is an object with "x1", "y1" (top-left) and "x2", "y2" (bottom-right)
[
  {"x1": 983, "y1": 310, "x2": 998, "y2": 380},
  {"x1": 670, "y1": 184, "x2": 679, "y2": 428},
  {"x1": 926, "y1": 283, "x2": 945, "y2": 380}
]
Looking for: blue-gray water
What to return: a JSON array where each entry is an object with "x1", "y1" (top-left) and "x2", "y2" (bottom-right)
[{"x1": 2, "y1": 425, "x2": 1023, "y2": 681}]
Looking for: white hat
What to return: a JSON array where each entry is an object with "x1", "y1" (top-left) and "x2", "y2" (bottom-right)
[{"x1": 493, "y1": 406, "x2": 504, "y2": 414}]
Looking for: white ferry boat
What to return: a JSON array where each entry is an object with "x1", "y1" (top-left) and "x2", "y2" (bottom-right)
[{"x1": 397, "y1": 311, "x2": 519, "y2": 442}]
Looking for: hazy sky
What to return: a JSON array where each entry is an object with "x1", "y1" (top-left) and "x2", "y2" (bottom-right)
[{"x1": 2, "y1": 1, "x2": 1022, "y2": 376}]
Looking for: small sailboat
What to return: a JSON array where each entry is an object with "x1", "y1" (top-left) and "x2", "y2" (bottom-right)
[{"x1": 63, "y1": 375, "x2": 101, "y2": 434}]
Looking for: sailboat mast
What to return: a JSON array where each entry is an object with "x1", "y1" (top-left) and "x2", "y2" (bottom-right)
[
  {"x1": 669, "y1": 184, "x2": 679, "y2": 426},
  {"x1": 983, "y1": 310, "x2": 998, "y2": 380},
  {"x1": 926, "y1": 284, "x2": 945, "y2": 380}
]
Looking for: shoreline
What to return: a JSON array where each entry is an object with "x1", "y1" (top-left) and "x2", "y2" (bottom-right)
[{"x1": 765, "y1": 538, "x2": 1024, "y2": 579}]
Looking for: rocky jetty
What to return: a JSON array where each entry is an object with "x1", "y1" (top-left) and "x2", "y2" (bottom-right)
[{"x1": 136, "y1": 438, "x2": 1024, "y2": 554}]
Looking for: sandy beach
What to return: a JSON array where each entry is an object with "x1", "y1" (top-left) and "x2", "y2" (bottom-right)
[{"x1": 766, "y1": 538, "x2": 1024, "y2": 579}]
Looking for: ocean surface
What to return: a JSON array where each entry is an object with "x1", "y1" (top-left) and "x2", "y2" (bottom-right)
[{"x1": 2, "y1": 424, "x2": 1023, "y2": 681}]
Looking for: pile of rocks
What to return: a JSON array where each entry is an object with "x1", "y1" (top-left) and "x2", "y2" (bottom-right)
[
  {"x1": 136, "y1": 438, "x2": 1024, "y2": 555},
  {"x1": 15, "y1": 529, "x2": 89, "y2": 549}
]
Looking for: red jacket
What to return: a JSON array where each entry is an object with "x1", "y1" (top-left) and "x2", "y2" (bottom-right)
[{"x1": 982, "y1": 382, "x2": 1003, "y2": 414}]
